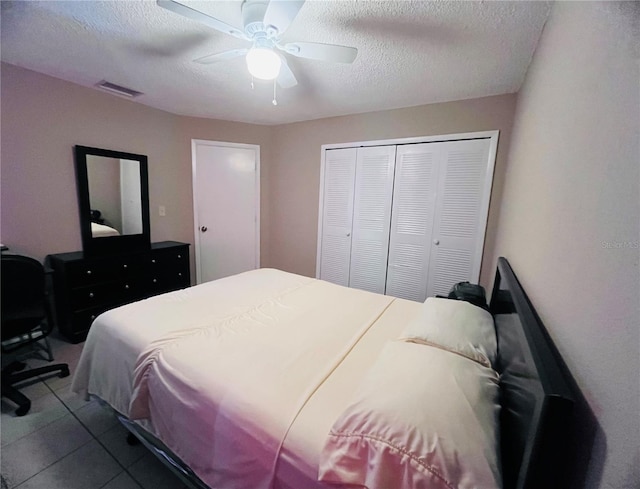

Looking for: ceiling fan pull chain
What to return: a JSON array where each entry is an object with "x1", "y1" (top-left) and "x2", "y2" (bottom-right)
[{"x1": 272, "y1": 80, "x2": 278, "y2": 106}]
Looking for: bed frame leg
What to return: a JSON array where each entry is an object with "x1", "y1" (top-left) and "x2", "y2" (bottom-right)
[{"x1": 126, "y1": 432, "x2": 141, "y2": 446}]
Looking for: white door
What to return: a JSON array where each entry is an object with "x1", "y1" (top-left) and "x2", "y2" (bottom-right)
[
  {"x1": 427, "y1": 138, "x2": 492, "y2": 297},
  {"x1": 386, "y1": 143, "x2": 441, "y2": 301},
  {"x1": 318, "y1": 148, "x2": 357, "y2": 286},
  {"x1": 348, "y1": 146, "x2": 396, "y2": 294},
  {"x1": 192, "y1": 140, "x2": 260, "y2": 284}
]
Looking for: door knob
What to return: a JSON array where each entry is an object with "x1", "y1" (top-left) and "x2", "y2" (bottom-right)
[
  {"x1": 201, "y1": 226, "x2": 208, "y2": 232},
  {"x1": 433, "y1": 239, "x2": 440, "y2": 245}
]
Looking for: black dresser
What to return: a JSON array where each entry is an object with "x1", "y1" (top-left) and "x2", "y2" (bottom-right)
[{"x1": 46, "y1": 241, "x2": 190, "y2": 343}]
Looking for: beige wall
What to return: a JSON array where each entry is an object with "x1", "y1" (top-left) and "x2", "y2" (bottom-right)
[
  {"x1": 269, "y1": 94, "x2": 517, "y2": 286},
  {"x1": 491, "y1": 2, "x2": 639, "y2": 488},
  {"x1": 0, "y1": 63, "x2": 272, "y2": 276},
  {"x1": 1, "y1": 62, "x2": 515, "y2": 288}
]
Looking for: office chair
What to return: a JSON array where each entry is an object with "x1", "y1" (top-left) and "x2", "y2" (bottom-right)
[{"x1": 1, "y1": 254, "x2": 69, "y2": 416}]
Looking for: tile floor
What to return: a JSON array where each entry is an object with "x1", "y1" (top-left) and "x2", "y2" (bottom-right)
[{"x1": 1, "y1": 333, "x2": 190, "y2": 489}]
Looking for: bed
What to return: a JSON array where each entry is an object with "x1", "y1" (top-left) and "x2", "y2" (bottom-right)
[
  {"x1": 90, "y1": 221, "x2": 120, "y2": 237},
  {"x1": 71, "y1": 257, "x2": 574, "y2": 489}
]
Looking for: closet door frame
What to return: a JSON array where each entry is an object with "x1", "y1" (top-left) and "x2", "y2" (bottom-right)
[{"x1": 316, "y1": 131, "x2": 499, "y2": 282}]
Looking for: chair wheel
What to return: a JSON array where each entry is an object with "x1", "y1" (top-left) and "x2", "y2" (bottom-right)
[
  {"x1": 59, "y1": 366, "x2": 70, "y2": 378},
  {"x1": 15, "y1": 402, "x2": 31, "y2": 417},
  {"x1": 126, "y1": 433, "x2": 141, "y2": 446},
  {"x1": 14, "y1": 361, "x2": 27, "y2": 372}
]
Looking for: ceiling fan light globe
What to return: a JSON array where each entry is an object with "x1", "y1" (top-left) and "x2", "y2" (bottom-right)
[{"x1": 246, "y1": 47, "x2": 281, "y2": 80}]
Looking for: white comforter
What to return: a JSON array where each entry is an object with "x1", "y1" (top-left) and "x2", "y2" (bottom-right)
[
  {"x1": 72, "y1": 269, "x2": 398, "y2": 489},
  {"x1": 72, "y1": 269, "x2": 499, "y2": 489}
]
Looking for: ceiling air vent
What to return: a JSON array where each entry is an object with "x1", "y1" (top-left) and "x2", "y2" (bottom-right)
[{"x1": 95, "y1": 81, "x2": 143, "y2": 98}]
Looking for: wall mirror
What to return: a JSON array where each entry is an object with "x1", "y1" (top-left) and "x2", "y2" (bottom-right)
[{"x1": 75, "y1": 145, "x2": 150, "y2": 256}]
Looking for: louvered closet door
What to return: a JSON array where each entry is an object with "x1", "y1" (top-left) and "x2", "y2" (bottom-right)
[
  {"x1": 427, "y1": 138, "x2": 492, "y2": 298},
  {"x1": 319, "y1": 148, "x2": 357, "y2": 286},
  {"x1": 348, "y1": 146, "x2": 397, "y2": 294},
  {"x1": 386, "y1": 144, "x2": 441, "y2": 301}
]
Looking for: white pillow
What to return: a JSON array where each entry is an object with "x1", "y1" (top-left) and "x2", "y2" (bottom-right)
[
  {"x1": 318, "y1": 340, "x2": 501, "y2": 489},
  {"x1": 399, "y1": 297, "x2": 497, "y2": 368}
]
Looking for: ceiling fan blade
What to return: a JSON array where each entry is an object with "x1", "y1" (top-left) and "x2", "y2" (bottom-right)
[
  {"x1": 263, "y1": 0, "x2": 305, "y2": 36},
  {"x1": 277, "y1": 56, "x2": 298, "y2": 88},
  {"x1": 194, "y1": 48, "x2": 249, "y2": 64},
  {"x1": 280, "y1": 41, "x2": 357, "y2": 63},
  {"x1": 157, "y1": 0, "x2": 247, "y2": 40}
]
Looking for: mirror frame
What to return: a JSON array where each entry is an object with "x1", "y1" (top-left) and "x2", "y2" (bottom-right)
[{"x1": 75, "y1": 145, "x2": 151, "y2": 256}]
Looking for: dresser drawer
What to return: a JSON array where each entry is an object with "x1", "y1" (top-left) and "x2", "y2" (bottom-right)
[
  {"x1": 71, "y1": 306, "x2": 112, "y2": 335},
  {"x1": 146, "y1": 271, "x2": 190, "y2": 295},
  {"x1": 70, "y1": 279, "x2": 145, "y2": 309},
  {"x1": 66, "y1": 256, "x2": 144, "y2": 286},
  {"x1": 147, "y1": 247, "x2": 188, "y2": 271}
]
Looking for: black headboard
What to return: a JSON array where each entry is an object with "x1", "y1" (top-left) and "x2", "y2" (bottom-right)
[{"x1": 489, "y1": 258, "x2": 575, "y2": 489}]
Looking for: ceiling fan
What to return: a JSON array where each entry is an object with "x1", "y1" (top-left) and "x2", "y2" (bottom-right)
[{"x1": 157, "y1": 0, "x2": 358, "y2": 92}]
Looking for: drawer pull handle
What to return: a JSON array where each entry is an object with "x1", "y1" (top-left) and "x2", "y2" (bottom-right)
[
  {"x1": 123, "y1": 264, "x2": 128, "y2": 269},
  {"x1": 89, "y1": 292, "x2": 94, "y2": 298},
  {"x1": 178, "y1": 273, "x2": 182, "y2": 277},
  {"x1": 153, "y1": 279, "x2": 157, "y2": 283},
  {"x1": 152, "y1": 259, "x2": 156, "y2": 264},
  {"x1": 86, "y1": 270, "x2": 92, "y2": 275}
]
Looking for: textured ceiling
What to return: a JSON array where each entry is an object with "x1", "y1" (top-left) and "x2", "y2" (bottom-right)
[{"x1": 1, "y1": 0, "x2": 551, "y2": 125}]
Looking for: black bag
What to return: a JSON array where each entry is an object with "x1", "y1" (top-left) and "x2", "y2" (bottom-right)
[{"x1": 447, "y1": 281, "x2": 488, "y2": 310}]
